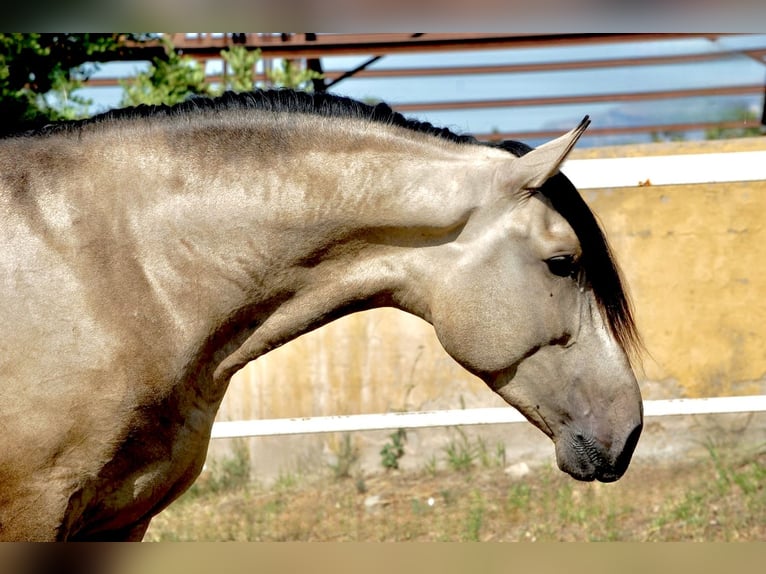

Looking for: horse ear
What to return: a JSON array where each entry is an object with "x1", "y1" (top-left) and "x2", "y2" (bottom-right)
[{"x1": 506, "y1": 116, "x2": 590, "y2": 190}]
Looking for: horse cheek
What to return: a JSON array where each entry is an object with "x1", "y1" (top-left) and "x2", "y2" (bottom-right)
[{"x1": 430, "y1": 279, "x2": 538, "y2": 376}]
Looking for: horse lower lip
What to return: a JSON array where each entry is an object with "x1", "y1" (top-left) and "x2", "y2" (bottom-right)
[
  {"x1": 572, "y1": 472, "x2": 596, "y2": 482},
  {"x1": 565, "y1": 465, "x2": 621, "y2": 483},
  {"x1": 596, "y1": 473, "x2": 621, "y2": 483}
]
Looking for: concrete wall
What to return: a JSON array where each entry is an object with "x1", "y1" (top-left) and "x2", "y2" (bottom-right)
[{"x1": 210, "y1": 137, "x2": 766, "y2": 479}]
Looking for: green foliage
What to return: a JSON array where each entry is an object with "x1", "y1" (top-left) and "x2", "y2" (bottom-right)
[
  {"x1": 650, "y1": 129, "x2": 687, "y2": 143},
  {"x1": 651, "y1": 105, "x2": 762, "y2": 142},
  {"x1": 266, "y1": 58, "x2": 323, "y2": 91},
  {"x1": 380, "y1": 428, "x2": 407, "y2": 470},
  {"x1": 0, "y1": 33, "x2": 128, "y2": 133},
  {"x1": 704, "y1": 106, "x2": 762, "y2": 140},
  {"x1": 705, "y1": 439, "x2": 766, "y2": 497},
  {"x1": 705, "y1": 439, "x2": 734, "y2": 495},
  {"x1": 647, "y1": 444, "x2": 766, "y2": 540},
  {"x1": 274, "y1": 470, "x2": 299, "y2": 490},
  {"x1": 120, "y1": 37, "x2": 210, "y2": 106},
  {"x1": 0, "y1": 33, "x2": 325, "y2": 134},
  {"x1": 476, "y1": 436, "x2": 507, "y2": 468},
  {"x1": 220, "y1": 45, "x2": 262, "y2": 93},
  {"x1": 120, "y1": 38, "x2": 324, "y2": 107}
]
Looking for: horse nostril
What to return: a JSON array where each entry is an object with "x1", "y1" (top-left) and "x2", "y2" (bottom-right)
[
  {"x1": 570, "y1": 422, "x2": 642, "y2": 482},
  {"x1": 572, "y1": 432, "x2": 607, "y2": 468}
]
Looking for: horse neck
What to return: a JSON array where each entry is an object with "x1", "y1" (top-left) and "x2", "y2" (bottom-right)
[
  {"x1": 125, "y1": 118, "x2": 494, "y2": 278},
  {"x1": 58, "y1": 119, "x2": 501, "y2": 389}
]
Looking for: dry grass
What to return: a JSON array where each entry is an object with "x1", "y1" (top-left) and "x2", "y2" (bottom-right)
[{"x1": 145, "y1": 441, "x2": 765, "y2": 542}]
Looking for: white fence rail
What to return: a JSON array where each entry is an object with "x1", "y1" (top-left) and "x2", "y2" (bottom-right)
[
  {"x1": 564, "y1": 150, "x2": 766, "y2": 189},
  {"x1": 211, "y1": 395, "x2": 766, "y2": 439}
]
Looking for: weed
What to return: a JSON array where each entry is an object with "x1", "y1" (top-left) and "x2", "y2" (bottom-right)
[
  {"x1": 555, "y1": 482, "x2": 591, "y2": 524},
  {"x1": 380, "y1": 428, "x2": 407, "y2": 470},
  {"x1": 274, "y1": 471, "x2": 298, "y2": 490},
  {"x1": 328, "y1": 434, "x2": 359, "y2": 479},
  {"x1": 188, "y1": 439, "x2": 251, "y2": 497},
  {"x1": 476, "y1": 436, "x2": 491, "y2": 468},
  {"x1": 732, "y1": 460, "x2": 764, "y2": 495},
  {"x1": 669, "y1": 491, "x2": 707, "y2": 527},
  {"x1": 423, "y1": 455, "x2": 439, "y2": 476},
  {"x1": 464, "y1": 490, "x2": 485, "y2": 541},
  {"x1": 705, "y1": 440, "x2": 732, "y2": 495},
  {"x1": 443, "y1": 430, "x2": 508, "y2": 472},
  {"x1": 495, "y1": 442, "x2": 507, "y2": 468},
  {"x1": 443, "y1": 427, "x2": 476, "y2": 472},
  {"x1": 505, "y1": 482, "x2": 531, "y2": 513}
]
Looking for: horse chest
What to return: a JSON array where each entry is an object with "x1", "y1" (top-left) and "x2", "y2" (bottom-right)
[{"x1": 68, "y1": 396, "x2": 216, "y2": 539}]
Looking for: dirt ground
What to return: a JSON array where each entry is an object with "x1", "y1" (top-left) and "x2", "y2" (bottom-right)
[{"x1": 145, "y1": 442, "x2": 765, "y2": 542}]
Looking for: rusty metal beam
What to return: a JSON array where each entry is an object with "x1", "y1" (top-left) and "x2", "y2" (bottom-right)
[
  {"x1": 85, "y1": 55, "x2": 766, "y2": 89},
  {"x1": 319, "y1": 51, "x2": 761, "y2": 80},
  {"x1": 82, "y1": 49, "x2": 744, "y2": 86},
  {"x1": 141, "y1": 33, "x2": 708, "y2": 60}
]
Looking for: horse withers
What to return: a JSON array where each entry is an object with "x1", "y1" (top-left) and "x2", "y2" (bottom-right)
[{"x1": 0, "y1": 90, "x2": 642, "y2": 540}]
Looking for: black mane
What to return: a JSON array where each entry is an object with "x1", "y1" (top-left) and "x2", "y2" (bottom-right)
[{"x1": 20, "y1": 89, "x2": 480, "y2": 145}]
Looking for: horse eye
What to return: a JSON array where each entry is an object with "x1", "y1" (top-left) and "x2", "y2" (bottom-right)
[{"x1": 546, "y1": 255, "x2": 578, "y2": 278}]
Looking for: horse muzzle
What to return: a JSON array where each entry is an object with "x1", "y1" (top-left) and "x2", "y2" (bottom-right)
[{"x1": 555, "y1": 421, "x2": 642, "y2": 482}]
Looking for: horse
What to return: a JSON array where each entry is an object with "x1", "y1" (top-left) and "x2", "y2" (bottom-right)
[{"x1": 0, "y1": 89, "x2": 642, "y2": 541}]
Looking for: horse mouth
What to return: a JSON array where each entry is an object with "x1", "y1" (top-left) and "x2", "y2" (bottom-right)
[{"x1": 564, "y1": 461, "x2": 622, "y2": 484}]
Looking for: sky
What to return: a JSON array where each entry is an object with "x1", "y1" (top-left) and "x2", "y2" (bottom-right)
[{"x1": 80, "y1": 34, "x2": 766, "y2": 146}]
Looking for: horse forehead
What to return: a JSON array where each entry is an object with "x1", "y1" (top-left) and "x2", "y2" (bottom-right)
[
  {"x1": 517, "y1": 194, "x2": 578, "y2": 250},
  {"x1": 494, "y1": 194, "x2": 577, "y2": 246}
]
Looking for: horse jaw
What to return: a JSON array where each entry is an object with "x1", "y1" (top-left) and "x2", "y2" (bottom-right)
[{"x1": 487, "y1": 314, "x2": 643, "y2": 483}]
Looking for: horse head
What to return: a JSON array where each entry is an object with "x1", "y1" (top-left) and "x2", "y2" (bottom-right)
[{"x1": 426, "y1": 119, "x2": 643, "y2": 482}]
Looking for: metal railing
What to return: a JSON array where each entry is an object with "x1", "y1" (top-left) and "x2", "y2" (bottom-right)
[{"x1": 83, "y1": 33, "x2": 766, "y2": 144}]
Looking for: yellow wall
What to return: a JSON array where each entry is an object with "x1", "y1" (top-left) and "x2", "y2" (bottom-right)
[
  {"x1": 576, "y1": 137, "x2": 766, "y2": 398},
  {"x1": 218, "y1": 137, "x2": 766, "y2": 423}
]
